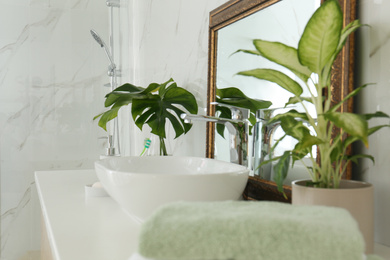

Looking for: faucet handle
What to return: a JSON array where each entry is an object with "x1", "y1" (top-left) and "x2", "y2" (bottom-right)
[{"x1": 211, "y1": 102, "x2": 249, "y2": 120}]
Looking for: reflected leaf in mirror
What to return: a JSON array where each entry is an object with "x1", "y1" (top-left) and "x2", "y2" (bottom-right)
[
  {"x1": 236, "y1": 0, "x2": 390, "y2": 192},
  {"x1": 215, "y1": 87, "x2": 272, "y2": 137}
]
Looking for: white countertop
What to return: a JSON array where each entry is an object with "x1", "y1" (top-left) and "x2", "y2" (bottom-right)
[
  {"x1": 35, "y1": 169, "x2": 390, "y2": 260},
  {"x1": 35, "y1": 169, "x2": 141, "y2": 260}
]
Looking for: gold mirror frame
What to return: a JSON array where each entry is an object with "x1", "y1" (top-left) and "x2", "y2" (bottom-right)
[{"x1": 206, "y1": 0, "x2": 356, "y2": 202}]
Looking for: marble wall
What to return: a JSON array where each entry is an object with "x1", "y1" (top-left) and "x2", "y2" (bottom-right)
[
  {"x1": 0, "y1": 0, "x2": 225, "y2": 258},
  {"x1": 127, "y1": 0, "x2": 228, "y2": 157},
  {"x1": 0, "y1": 0, "x2": 119, "y2": 259}
]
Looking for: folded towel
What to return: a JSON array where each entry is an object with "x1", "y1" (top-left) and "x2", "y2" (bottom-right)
[
  {"x1": 366, "y1": 255, "x2": 384, "y2": 260},
  {"x1": 138, "y1": 201, "x2": 365, "y2": 260},
  {"x1": 128, "y1": 252, "x2": 384, "y2": 260}
]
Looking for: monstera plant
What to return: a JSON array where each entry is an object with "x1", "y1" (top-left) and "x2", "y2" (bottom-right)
[
  {"x1": 237, "y1": 0, "x2": 389, "y2": 193},
  {"x1": 95, "y1": 78, "x2": 198, "y2": 156}
]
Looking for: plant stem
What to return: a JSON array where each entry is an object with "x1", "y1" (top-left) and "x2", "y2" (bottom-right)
[{"x1": 159, "y1": 136, "x2": 168, "y2": 156}]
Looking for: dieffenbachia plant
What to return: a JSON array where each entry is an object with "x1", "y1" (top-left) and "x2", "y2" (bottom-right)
[{"x1": 237, "y1": 0, "x2": 390, "y2": 193}]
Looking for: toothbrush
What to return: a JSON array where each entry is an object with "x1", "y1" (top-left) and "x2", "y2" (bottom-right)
[{"x1": 140, "y1": 138, "x2": 152, "y2": 156}]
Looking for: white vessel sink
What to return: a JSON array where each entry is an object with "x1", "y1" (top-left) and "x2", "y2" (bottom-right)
[{"x1": 94, "y1": 156, "x2": 249, "y2": 222}]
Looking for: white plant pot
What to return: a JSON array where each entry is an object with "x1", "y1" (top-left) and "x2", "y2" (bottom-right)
[{"x1": 292, "y1": 179, "x2": 374, "y2": 254}]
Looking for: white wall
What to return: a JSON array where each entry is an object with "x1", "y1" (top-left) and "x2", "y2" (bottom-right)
[
  {"x1": 0, "y1": 1, "x2": 112, "y2": 259},
  {"x1": 128, "y1": 0, "x2": 228, "y2": 157},
  {"x1": 355, "y1": 0, "x2": 390, "y2": 247},
  {"x1": 0, "y1": 0, "x2": 225, "y2": 258}
]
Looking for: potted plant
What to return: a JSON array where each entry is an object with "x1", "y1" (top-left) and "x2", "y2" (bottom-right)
[
  {"x1": 237, "y1": 0, "x2": 389, "y2": 253},
  {"x1": 94, "y1": 78, "x2": 198, "y2": 156}
]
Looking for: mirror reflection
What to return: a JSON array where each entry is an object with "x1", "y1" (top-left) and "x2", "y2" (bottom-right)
[{"x1": 214, "y1": 0, "x2": 320, "y2": 185}]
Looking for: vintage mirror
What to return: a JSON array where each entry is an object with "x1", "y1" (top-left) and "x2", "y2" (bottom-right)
[{"x1": 206, "y1": 0, "x2": 356, "y2": 202}]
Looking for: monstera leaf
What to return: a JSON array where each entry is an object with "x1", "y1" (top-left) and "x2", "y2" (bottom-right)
[
  {"x1": 95, "y1": 78, "x2": 198, "y2": 155},
  {"x1": 131, "y1": 79, "x2": 198, "y2": 139}
]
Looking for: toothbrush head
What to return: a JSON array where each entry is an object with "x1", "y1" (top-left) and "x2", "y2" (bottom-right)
[
  {"x1": 140, "y1": 138, "x2": 152, "y2": 156},
  {"x1": 144, "y1": 138, "x2": 151, "y2": 148}
]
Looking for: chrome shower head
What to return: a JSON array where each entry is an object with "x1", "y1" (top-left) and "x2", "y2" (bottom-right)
[
  {"x1": 90, "y1": 29, "x2": 116, "y2": 71},
  {"x1": 90, "y1": 29, "x2": 105, "y2": 48}
]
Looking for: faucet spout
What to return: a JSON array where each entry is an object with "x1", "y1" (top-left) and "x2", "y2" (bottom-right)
[
  {"x1": 253, "y1": 108, "x2": 316, "y2": 179},
  {"x1": 181, "y1": 113, "x2": 248, "y2": 167}
]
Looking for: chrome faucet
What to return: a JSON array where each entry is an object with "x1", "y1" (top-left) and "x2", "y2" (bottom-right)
[
  {"x1": 253, "y1": 108, "x2": 316, "y2": 179},
  {"x1": 253, "y1": 109, "x2": 281, "y2": 179},
  {"x1": 181, "y1": 103, "x2": 249, "y2": 167}
]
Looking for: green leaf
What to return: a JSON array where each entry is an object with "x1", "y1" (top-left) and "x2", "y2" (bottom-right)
[
  {"x1": 285, "y1": 96, "x2": 313, "y2": 107},
  {"x1": 347, "y1": 154, "x2": 375, "y2": 164},
  {"x1": 273, "y1": 151, "x2": 291, "y2": 194},
  {"x1": 279, "y1": 116, "x2": 312, "y2": 141},
  {"x1": 267, "y1": 109, "x2": 309, "y2": 125},
  {"x1": 93, "y1": 112, "x2": 104, "y2": 121},
  {"x1": 215, "y1": 87, "x2": 272, "y2": 137},
  {"x1": 165, "y1": 111, "x2": 185, "y2": 138},
  {"x1": 363, "y1": 111, "x2": 390, "y2": 120},
  {"x1": 146, "y1": 114, "x2": 166, "y2": 138},
  {"x1": 164, "y1": 87, "x2": 198, "y2": 114},
  {"x1": 141, "y1": 82, "x2": 161, "y2": 95},
  {"x1": 298, "y1": 0, "x2": 343, "y2": 74},
  {"x1": 324, "y1": 112, "x2": 368, "y2": 146},
  {"x1": 368, "y1": 124, "x2": 390, "y2": 136},
  {"x1": 330, "y1": 83, "x2": 372, "y2": 112},
  {"x1": 216, "y1": 87, "x2": 272, "y2": 113},
  {"x1": 336, "y1": 20, "x2": 363, "y2": 56},
  {"x1": 94, "y1": 79, "x2": 198, "y2": 142},
  {"x1": 329, "y1": 140, "x2": 342, "y2": 163},
  {"x1": 252, "y1": 40, "x2": 312, "y2": 82},
  {"x1": 131, "y1": 81, "x2": 198, "y2": 140},
  {"x1": 97, "y1": 107, "x2": 120, "y2": 131},
  {"x1": 104, "y1": 93, "x2": 122, "y2": 107},
  {"x1": 234, "y1": 49, "x2": 261, "y2": 56},
  {"x1": 113, "y1": 83, "x2": 143, "y2": 92},
  {"x1": 237, "y1": 69, "x2": 303, "y2": 96},
  {"x1": 215, "y1": 106, "x2": 231, "y2": 138},
  {"x1": 158, "y1": 78, "x2": 175, "y2": 97},
  {"x1": 292, "y1": 147, "x2": 312, "y2": 162},
  {"x1": 132, "y1": 99, "x2": 157, "y2": 129},
  {"x1": 258, "y1": 155, "x2": 283, "y2": 168},
  {"x1": 111, "y1": 94, "x2": 141, "y2": 109},
  {"x1": 169, "y1": 106, "x2": 193, "y2": 134},
  {"x1": 294, "y1": 135, "x2": 323, "y2": 153},
  {"x1": 342, "y1": 135, "x2": 359, "y2": 148},
  {"x1": 320, "y1": 20, "x2": 364, "y2": 86}
]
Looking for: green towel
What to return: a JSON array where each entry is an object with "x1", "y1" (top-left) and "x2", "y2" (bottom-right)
[
  {"x1": 367, "y1": 255, "x2": 384, "y2": 260},
  {"x1": 138, "y1": 201, "x2": 365, "y2": 260}
]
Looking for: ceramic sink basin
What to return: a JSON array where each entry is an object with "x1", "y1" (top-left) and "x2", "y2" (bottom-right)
[{"x1": 94, "y1": 156, "x2": 249, "y2": 222}]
